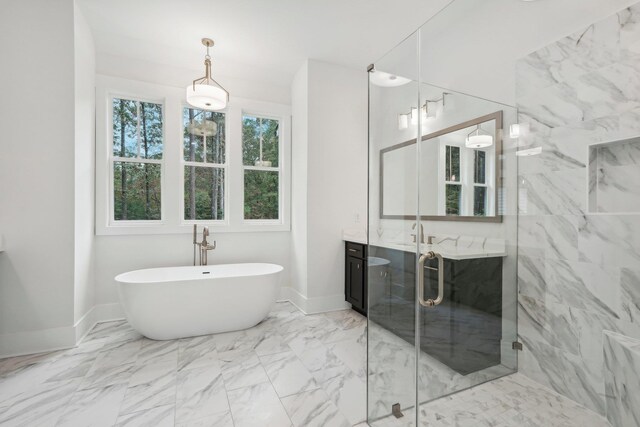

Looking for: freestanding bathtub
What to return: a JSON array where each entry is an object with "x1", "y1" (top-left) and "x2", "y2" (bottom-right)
[{"x1": 115, "y1": 263, "x2": 283, "y2": 340}]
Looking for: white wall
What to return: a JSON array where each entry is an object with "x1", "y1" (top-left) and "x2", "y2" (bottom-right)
[
  {"x1": 73, "y1": 3, "x2": 96, "y2": 334},
  {"x1": 95, "y1": 233, "x2": 291, "y2": 308},
  {"x1": 0, "y1": 0, "x2": 78, "y2": 356},
  {"x1": 290, "y1": 61, "x2": 309, "y2": 299},
  {"x1": 90, "y1": 73, "x2": 293, "y2": 309},
  {"x1": 290, "y1": 59, "x2": 368, "y2": 312}
]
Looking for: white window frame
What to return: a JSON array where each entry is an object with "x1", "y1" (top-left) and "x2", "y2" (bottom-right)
[
  {"x1": 180, "y1": 106, "x2": 230, "y2": 226},
  {"x1": 241, "y1": 111, "x2": 285, "y2": 225},
  {"x1": 96, "y1": 75, "x2": 291, "y2": 235},
  {"x1": 437, "y1": 141, "x2": 495, "y2": 216}
]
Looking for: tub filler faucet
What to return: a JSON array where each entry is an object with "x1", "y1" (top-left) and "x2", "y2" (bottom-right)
[{"x1": 193, "y1": 225, "x2": 216, "y2": 266}]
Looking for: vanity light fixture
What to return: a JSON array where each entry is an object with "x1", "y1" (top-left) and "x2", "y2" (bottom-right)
[
  {"x1": 397, "y1": 93, "x2": 454, "y2": 129},
  {"x1": 466, "y1": 124, "x2": 494, "y2": 148},
  {"x1": 186, "y1": 38, "x2": 229, "y2": 111},
  {"x1": 398, "y1": 114, "x2": 409, "y2": 130}
]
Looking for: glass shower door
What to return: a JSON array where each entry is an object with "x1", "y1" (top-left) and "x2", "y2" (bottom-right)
[
  {"x1": 367, "y1": 4, "x2": 519, "y2": 424},
  {"x1": 367, "y1": 31, "x2": 422, "y2": 427}
]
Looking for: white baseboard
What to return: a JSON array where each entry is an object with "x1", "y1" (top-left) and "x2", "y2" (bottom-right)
[
  {"x1": 0, "y1": 302, "x2": 126, "y2": 359},
  {"x1": 278, "y1": 287, "x2": 350, "y2": 314},
  {"x1": 0, "y1": 325, "x2": 76, "y2": 359}
]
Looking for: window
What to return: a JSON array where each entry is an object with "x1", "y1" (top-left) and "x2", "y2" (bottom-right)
[
  {"x1": 473, "y1": 150, "x2": 488, "y2": 216},
  {"x1": 445, "y1": 145, "x2": 461, "y2": 215},
  {"x1": 242, "y1": 115, "x2": 281, "y2": 221},
  {"x1": 96, "y1": 76, "x2": 291, "y2": 235},
  {"x1": 111, "y1": 97, "x2": 163, "y2": 221},
  {"x1": 183, "y1": 108, "x2": 226, "y2": 221}
]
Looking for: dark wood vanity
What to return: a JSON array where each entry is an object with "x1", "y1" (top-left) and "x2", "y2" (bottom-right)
[
  {"x1": 345, "y1": 241, "x2": 503, "y2": 375},
  {"x1": 344, "y1": 241, "x2": 367, "y2": 315}
]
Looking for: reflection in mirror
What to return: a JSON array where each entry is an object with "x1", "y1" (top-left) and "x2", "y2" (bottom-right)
[{"x1": 380, "y1": 111, "x2": 502, "y2": 222}]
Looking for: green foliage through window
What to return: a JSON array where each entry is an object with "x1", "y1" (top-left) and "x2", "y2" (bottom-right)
[
  {"x1": 242, "y1": 114, "x2": 280, "y2": 220},
  {"x1": 446, "y1": 184, "x2": 461, "y2": 215},
  {"x1": 244, "y1": 170, "x2": 279, "y2": 220},
  {"x1": 184, "y1": 166, "x2": 225, "y2": 220},
  {"x1": 112, "y1": 97, "x2": 163, "y2": 221}
]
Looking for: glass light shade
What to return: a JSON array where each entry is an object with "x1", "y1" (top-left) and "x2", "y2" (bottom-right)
[
  {"x1": 398, "y1": 114, "x2": 408, "y2": 130},
  {"x1": 466, "y1": 134, "x2": 493, "y2": 148},
  {"x1": 516, "y1": 146, "x2": 542, "y2": 157},
  {"x1": 509, "y1": 124, "x2": 521, "y2": 139},
  {"x1": 186, "y1": 84, "x2": 228, "y2": 111},
  {"x1": 370, "y1": 70, "x2": 411, "y2": 87},
  {"x1": 410, "y1": 107, "x2": 418, "y2": 125}
]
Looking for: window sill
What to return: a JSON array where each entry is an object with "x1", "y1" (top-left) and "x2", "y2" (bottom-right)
[{"x1": 95, "y1": 223, "x2": 291, "y2": 236}]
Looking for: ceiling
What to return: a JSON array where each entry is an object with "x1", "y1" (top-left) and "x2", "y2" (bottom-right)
[{"x1": 78, "y1": 0, "x2": 452, "y2": 90}]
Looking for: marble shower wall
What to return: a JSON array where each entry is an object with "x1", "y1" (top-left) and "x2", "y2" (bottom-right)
[{"x1": 515, "y1": 3, "x2": 640, "y2": 423}]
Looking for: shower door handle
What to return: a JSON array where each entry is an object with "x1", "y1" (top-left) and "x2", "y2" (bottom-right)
[{"x1": 418, "y1": 251, "x2": 444, "y2": 308}]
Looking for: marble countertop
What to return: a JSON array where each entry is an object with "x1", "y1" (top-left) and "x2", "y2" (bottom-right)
[{"x1": 372, "y1": 241, "x2": 507, "y2": 260}]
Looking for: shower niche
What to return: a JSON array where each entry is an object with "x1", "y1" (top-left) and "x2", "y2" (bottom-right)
[{"x1": 588, "y1": 136, "x2": 640, "y2": 213}]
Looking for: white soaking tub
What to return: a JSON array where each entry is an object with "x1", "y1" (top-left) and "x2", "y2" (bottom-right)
[{"x1": 115, "y1": 263, "x2": 283, "y2": 340}]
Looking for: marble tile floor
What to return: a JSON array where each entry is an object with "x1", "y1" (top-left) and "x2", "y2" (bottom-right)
[
  {"x1": 0, "y1": 303, "x2": 366, "y2": 427},
  {"x1": 0, "y1": 301, "x2": 612, "y2": 427},
  {"x1": 370, "y1": 373, "x2": 612, "y2": 427}
]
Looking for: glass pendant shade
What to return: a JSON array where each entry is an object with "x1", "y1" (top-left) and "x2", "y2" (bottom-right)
[
  {"x1": 465, "y1": 125, "x2": 493, "y2": 148},
  {"x1": 186, "y1": 84, "x2": 227, "y2": 110},
  {"x1": 186, "y1": 38, "x2": 229, "y2": 111},
  {"x1": 466, "y1": 134, "x2": 493, "y2": 148}
]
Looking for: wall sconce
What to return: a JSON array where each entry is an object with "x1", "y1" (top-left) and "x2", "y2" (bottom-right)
[
  {"x1": 397, "y1": 92, "x2": 455, "y2": 130},
  {"x1": 509, "y1": 123, "x2": 530, "y2": 139}
]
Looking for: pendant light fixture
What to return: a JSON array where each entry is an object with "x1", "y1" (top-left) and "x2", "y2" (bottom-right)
[
  {"x1": 186, "y1": 38, "x2": 229, "y2": 111},
  {"x1": 465, "y1": 124, "x2": 494, "y2": 149}
]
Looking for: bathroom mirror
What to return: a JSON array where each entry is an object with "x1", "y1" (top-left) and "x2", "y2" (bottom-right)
[{"x1": 380, "y1": 111, "x2": 502, "y2": 222}]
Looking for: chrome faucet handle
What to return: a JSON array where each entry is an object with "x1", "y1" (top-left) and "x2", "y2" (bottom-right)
[{"x1": 427, "y1": 235, "x2": 435, "y2": 245}]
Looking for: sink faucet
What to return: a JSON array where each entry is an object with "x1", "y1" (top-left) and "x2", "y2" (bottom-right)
[
  {"x1": 193, "y1": 225, "x2": 216, "y2": 266},
  {"x1": 411, "y1": 222, "x2": 425, "y2": 244}
]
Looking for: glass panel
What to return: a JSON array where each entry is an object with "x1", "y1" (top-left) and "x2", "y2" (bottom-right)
[
  {"x1": 183, "y1": 108, "x2": 226, "y2": 164},
  {"x1": 445, "y1": 145, "x2": 460, "y2": 182},
  {"x1": 113, "y1": 98, "x2": 138, "y2": 158},
  {"x1": 474, "y1": 186, "x2": 487, "y2": 216},
  {"x1": 415, "y1": 0, "x2": 519, "y2": 421},
  {"x1": 474, "y1": 150, "x2": 486, "y2": 184},
  {"x1": 367, "y1": 31, "x2": 419, "y2": 427},
  {"x1": 113, "y1": 98, "x2": 163, "y2": 159},
  {"x1": 242, "y1": 115, "x2": 279, "y2": 167},
  {"x1": 183, "y1": 166, "x2": 225, "y2": 220},
  {"x1": 445, "y1": 184, "x2": 461, "y2": 215},
  {"x1": 113, "y1": 162, "x2": 161, "y2": 220},
  {"x1": 244, "y1": 170, "x2": 279, "y2": 220}
]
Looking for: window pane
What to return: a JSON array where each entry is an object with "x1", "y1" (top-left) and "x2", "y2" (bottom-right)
[
  {"x1": 112, "y1": 98, "x2": 163, "y2": 159},
  {"x1": 184, "y1": 166, "x2": 225, "y2": 220},
  {"x1": 445, "y1": 145, "x2": 460, "y2": 182},
  {"x1": 474, "y1": 150, "x2": 486, "y2": 184},
  {"x1": 112, "y1": 98, "x2": 138, "y2": 158},
  {"x1": 244, "y1": 170, "x2": 279, "y2": 220},
  {"x1": 474, "y1": 186, "x2": 487, "y2": 216},
  {"x1": 113, "y1": 162, "x2": 161, "y2": 220},
  {"x1": 139, "y1": 102, "x2": 163, "y2": 159},
  {"x1": 242, "y1": 115, "x2": 279, "y2": 167},
  {"x1": 183, "y1": 108, "x2": 226, "y2": 164},
  {"x1": 446, "y1": 184, "x2": 461, "y2": 215}
]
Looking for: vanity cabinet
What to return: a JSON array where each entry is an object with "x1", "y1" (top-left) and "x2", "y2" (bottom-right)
[
  {"x1": 367, "y1": 245, "x2": 503, "y2": 375},
  {"x1": 345, "y1": 241, "x2": 367, "y2": 315}
]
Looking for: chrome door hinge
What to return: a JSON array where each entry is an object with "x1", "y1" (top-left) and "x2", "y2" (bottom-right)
[
  {"x1": 392, "y1": 403, "x2": 404, "y2": 418},
  {"x1": 512, "y1": 341, "x2": 523, "y2": 351}
]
